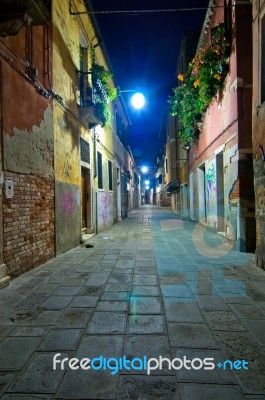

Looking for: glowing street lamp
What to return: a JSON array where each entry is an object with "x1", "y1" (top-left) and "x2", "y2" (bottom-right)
[
  {"x1": 131, "y1": 92, "x2": 145, "y2": 109},
  {"x1": 118, "y1": 89, "x2": 145, "y2": 110},
  {"x1": 144, "y1": 180, "x2": 150, "y2": 185},
  {"x1": 141, "y1": 166, "x2": 148, "y2": 173}
]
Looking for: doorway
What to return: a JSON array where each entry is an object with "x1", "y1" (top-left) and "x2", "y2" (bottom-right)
[
  {"x1": 198, "y1": 165, "x2": 207, "y2": 223},
  {"x1": 216, "y1": 152, "x2": 224, "y2": 232},
  {"x1": 81, "y1": 168, "x2": 92, "y2": 231}
]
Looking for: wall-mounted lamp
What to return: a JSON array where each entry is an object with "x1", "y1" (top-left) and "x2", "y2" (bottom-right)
[
  {"x1": 183, "y1": 143, "x2": 190, "y2": 151},
  {"x1": 118, "y1": 88, "x2": 145, "y2": 109},
  {"x1": 259, "y1": 145, "x2": 265, "y2": 161}
]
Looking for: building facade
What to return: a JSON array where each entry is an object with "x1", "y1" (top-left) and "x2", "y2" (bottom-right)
[
  {"x1": 0, "y1": 1, "x2": 53, "y2": 281},
  {"x1": 252, "y1": 0, "x2": 265, "y2": 269},
  {"x1": 187, "y1": 0, "x2": 255, "y2": 252}
]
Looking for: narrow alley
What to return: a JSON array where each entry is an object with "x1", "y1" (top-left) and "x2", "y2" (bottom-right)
[{"x1": 0, "y1": 206, "x2": 264, "y2": 399}]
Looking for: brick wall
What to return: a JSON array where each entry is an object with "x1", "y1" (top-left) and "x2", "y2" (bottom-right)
[{"x1": 3, "y1": 172, "x2": 55, "y2": 277}]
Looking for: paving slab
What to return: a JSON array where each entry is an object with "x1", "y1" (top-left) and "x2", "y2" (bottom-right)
[
  {"x1": 123, "y1": 335, "x2": 173, "y2": 375},
  {"x1": 178, "y1": 384, "x2": 245, "y2": 400},
  {"x1": 164, "y1": 299, "x2": 205, "y2": 323},
  {"x1": 55, "y1": 369, "x2": 118, "y2": 399},
  {"x1": 127, "y1": 315, "x2": 166, "y2": 334},
  {"x1": 75, "y1": 335, "x2": 124, "y2": 361},
  {"x1": 214, "y1": 331, "x2": 265, "y2": 394},
  {"x1": 86, "y1": 312, "x2": 127, "y2": 334},
  {"x1": 167, "y1": 322, "x2": 219, "y2": 349},
  {"x1": 7, "y1": 353, "x2": 66, "y2": 394},
  {"x1": 37, "y1": 329, "x2": 82, "y2": 351},
  {"x1": 0, "y1": 337, "x2": 41, "y2": 370},
  {"x1": 118, "y1": 375, "x2": 179, "y2": 400},
  {"x1": 55, "y1": 308, "x2": 93, "y2": 328},
  {"x1": 69, "y1": 295, "x2": 99, "y2": 308},
  {"x1": 96, "y1": 300, "x2": 128, "y2": 312},
  {"x1": 202, "y1": 310, "x2": 246, "y2": 331},
  {"x1": 129, "y1": 296, "x2": 163, "y2": 314},
  {"x1": 131, "y1": 285, "x2": 160, "y2": 297}
]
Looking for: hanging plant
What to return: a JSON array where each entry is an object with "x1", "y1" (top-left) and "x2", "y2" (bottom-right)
[
  {"x1": 168, "y1": 24, "x2": 230, "y2": 143},
  {"x1": 89, "y1": 48, "x2": 117, "y2": 126}
]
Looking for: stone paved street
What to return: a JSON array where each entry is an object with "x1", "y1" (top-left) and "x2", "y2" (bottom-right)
[{"x1": 0, "y1": 206, "x2": 265, "y2": 399}]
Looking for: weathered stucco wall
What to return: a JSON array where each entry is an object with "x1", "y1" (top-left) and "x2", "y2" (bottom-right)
[
  {"x1": 253, "y1": 0, "x2": 265, "y2": 268},
  {"x1": 55, "y1": 181, "x2": 81, "y2": 255},
  {"x1": 2, "y1": 103, "x2": 55, "y2": 276},
  {"x1": 53, "y1": 0, "x2": 83, "y2": 254},
  {"x1": 1, "y1": 20, "x2": 54, "y2": 278},
  {"x1": 4, "y1": 105, "x2": 53, "y2": 177}
]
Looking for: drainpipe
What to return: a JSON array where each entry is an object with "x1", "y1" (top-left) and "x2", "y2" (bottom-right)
[{"x1": 0, "y1": 61, "x2": 10, "y2": 288}]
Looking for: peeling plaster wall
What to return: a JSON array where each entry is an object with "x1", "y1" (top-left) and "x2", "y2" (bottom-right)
[
  {"x1": 1, "y1": 22, "x2": 55, "y2": 277},
  {"x1": 4, "y1": 105, "x2": 53, "y2": 177}
]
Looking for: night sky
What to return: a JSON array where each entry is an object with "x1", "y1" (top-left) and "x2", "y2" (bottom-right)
[{"x1": 90, "y1": 0, "x2": 209, "y2": 165}]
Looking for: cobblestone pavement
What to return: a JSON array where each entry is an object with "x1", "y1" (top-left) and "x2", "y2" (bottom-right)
[{"x1": 0, "y1": 206, "x2": 265, "y2": 399}]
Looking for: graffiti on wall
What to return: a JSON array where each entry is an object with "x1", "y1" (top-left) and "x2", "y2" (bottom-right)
[
  {"x1": 60, "y1": 191, "x2": 76, "y2": 216},
  {"x1": 60, "y1": 190, "x2": 78, "y2": 232},
  {"x1": 206, "y1": 163, "x2": 216, "y2": 197},
  {"x1": 100, "y1": 193, "x2": 112, "y2": 228}
]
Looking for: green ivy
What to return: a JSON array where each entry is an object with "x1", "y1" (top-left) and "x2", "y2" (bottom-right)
[
  {"x1": 168, "y1": 25, "x2": 230, "y2": 143},
  {"x1": 89, "y1": 54, "x2": 117, "y2": 127}
]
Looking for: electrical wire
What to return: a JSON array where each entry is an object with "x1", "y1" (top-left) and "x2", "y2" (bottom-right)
[
  {"x1": 74, "y1": 3, "x2": 251, "y2": 16},
  {"x1": 0, "y1": 48, "x2": 52, "y2": 98},
  {"x1": 0, "y1": 39, "x2": 29, "y2": 67}
]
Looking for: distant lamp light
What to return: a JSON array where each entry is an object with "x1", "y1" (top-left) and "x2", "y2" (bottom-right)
[
  {"x1": 144, "y1": 180, "x2": 150, "y2": 185},
  {"x1": 145, "y1": 186, "x2": 150, "y2": 190},
  {"x1": 141, "y1": 166, "x2": 148, "y2": 173},
  {"x1": 131, "y1": 92, "x2": 145, "y2": 109}
]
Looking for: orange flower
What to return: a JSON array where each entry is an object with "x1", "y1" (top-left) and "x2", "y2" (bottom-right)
[
  {"x1": 178, "y1": 74, "x2": 184, "y2": 81},
  {"x1": 193, "y1": 79, "x2": 200, "y2": 88}
]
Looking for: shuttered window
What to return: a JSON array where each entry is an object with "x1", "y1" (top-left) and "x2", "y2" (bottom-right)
[
  {"x1": 97, "y1": 151, "x2": 103, "y2": 189},
  {"x1": 108, "y1": 160, "x2": 113, "y2": 191},
  {"x1": 80, "y1": 138, "x2": 90, "y2": 164}
]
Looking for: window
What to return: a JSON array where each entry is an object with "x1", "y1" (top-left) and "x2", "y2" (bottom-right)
[
  {"x1": 117, "y1": 167, "x2": 120, "y2": 184},
  {"x1": 165, "y1": 159, "x2": 168, "y2": 173},
  {"x1": 134, "y1": 172, "x2": 139, "y2": 185},
  {"x1": 97, "y1": 152, "x2": 103, "y2": 189},
  {"x1": 261, "y1": 15, "x2": 265, "y2": 103},
  {"x1": 79, "y1": 47, "x2": 91, "y2": 107},
  {"x1": 108, "y1": 160, "x2": 113, "y2": 191},
  {"x1": 80, "y1": 138, "x2": 90, "y2": 164},
  {"x1": 121, "y1": 172, "x2": 125, "y2": 194}
]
